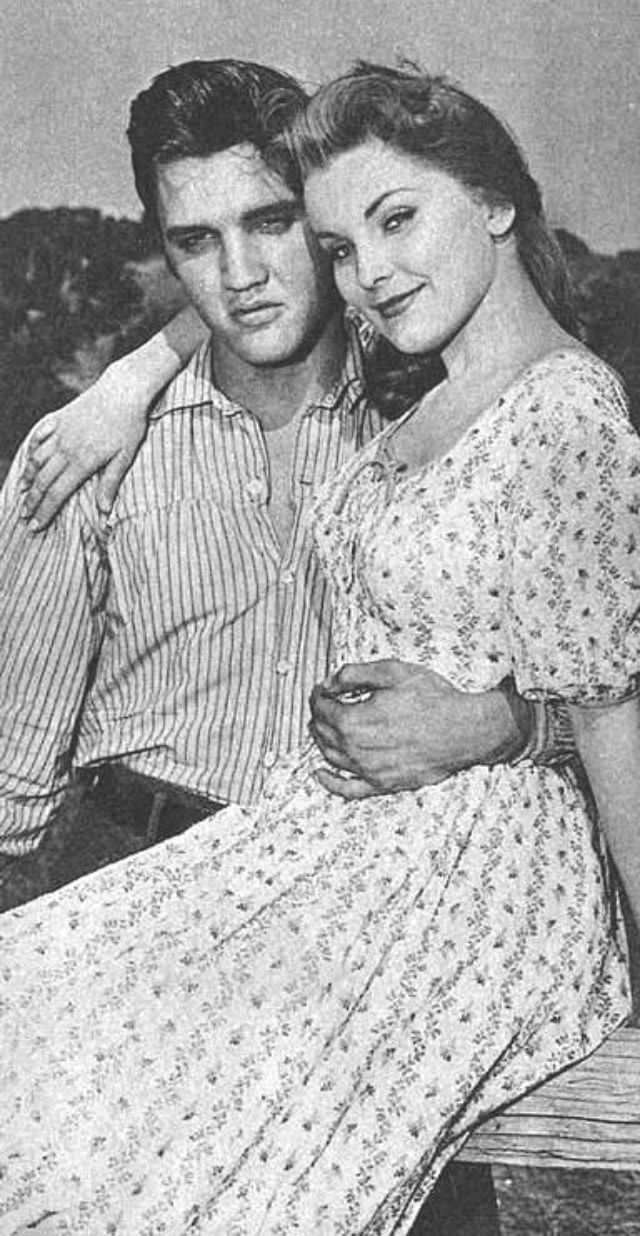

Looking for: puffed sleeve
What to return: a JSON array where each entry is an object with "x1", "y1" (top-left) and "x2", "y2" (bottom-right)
[{"x1": 503, "y1": 354, "x2": 640, "y2": 705}]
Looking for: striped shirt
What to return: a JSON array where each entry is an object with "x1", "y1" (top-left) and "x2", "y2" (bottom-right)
[{"x1": 0, "y1": 328, "x2": 384, "y2": 853}]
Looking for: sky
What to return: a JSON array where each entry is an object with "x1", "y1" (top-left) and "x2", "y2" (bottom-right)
[{"x1": 3, "y1": 0, "x2": 638, "y2": 253}]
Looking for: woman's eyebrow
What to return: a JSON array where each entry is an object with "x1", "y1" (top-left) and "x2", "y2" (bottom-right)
[{"x1": 364, "y1": 188, "x2": 413, "y2": 219}]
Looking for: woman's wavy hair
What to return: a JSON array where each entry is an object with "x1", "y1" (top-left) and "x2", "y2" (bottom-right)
[{"x1": 281, "y1": 61, "x2": 578, "y2": 416}]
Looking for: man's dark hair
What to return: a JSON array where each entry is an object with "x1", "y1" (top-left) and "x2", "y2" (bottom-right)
[{"x1": 127, "y1": 59, "x2": 309, "y2": 233}]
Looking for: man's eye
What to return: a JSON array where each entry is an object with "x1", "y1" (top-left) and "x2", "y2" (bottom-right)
[
  {"x1": 257, "y1": 215, "x2": 293, "y2": 235},
  {"x1": 383, "y1": 208, "x2": 415, "y2": 234}
]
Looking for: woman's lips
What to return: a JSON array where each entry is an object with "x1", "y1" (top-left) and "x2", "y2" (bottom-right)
[{"x1": 373, "y1": 286, "x2": 423, "y2": 319}]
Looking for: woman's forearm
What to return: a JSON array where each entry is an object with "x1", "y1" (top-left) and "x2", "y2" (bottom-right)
[
  {"x1": 570, "y1": 695, "x2": 640, "y2": 930},
  {"x1": 111, "y1": 305, "x2": 209, "y2": 398}
]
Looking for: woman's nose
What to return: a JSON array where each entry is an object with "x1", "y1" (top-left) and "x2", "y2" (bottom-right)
[{"x1": 355, "y1": 242, "x2": 391, "y2": 291}]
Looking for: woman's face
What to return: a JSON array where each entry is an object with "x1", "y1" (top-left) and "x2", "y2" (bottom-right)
[{"x1": 304, "y1": 138, "x2": 513, "y2": 356}]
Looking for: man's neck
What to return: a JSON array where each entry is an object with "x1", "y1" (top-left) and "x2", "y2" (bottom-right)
[{"x1": 211, "y1": 313, "x2": 348, "y2": 430}]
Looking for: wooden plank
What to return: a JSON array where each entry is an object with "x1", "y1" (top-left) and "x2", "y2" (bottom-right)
[{"x1": 458, "y1": 1027, "x2": 640, "y2": 1171}]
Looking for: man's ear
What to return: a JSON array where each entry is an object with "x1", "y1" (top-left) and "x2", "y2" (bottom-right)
[{"x1": 487, "y1": 200, "x2": 516, "y2": 238}]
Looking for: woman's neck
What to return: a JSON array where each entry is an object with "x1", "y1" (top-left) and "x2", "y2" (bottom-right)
[{"x1": 441, "y1": 249, "x2": 574, "y2": 390}]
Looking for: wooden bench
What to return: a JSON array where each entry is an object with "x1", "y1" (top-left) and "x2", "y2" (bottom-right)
[{"x1": 459, "y1": 1025, "x2": 640, "y2": 1171}]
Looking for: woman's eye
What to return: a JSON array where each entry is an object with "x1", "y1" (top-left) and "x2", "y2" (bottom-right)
[{"x1": 383, "y1": 208, "x2": 415, "y2": 234}]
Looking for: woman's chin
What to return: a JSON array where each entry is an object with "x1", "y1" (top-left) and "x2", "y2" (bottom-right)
[{"x1": 381, "y1": 320, "x2": 439, "y2": 356}]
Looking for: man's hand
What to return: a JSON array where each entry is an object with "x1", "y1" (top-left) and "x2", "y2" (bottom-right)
[
  {"x1": 20, "y1": 361, "x2": 151, "y2": 530},
  {"x1": 309, "y1": 660, "x2": 530, "y2": 799}
]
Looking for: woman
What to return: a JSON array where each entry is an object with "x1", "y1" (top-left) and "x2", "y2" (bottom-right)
[{"x1": 2, "y1": 64, "x2": 639, "y2": 1235}]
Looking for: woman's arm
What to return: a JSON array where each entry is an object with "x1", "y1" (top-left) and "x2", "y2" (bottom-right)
[
  {"x1": 22, "y1": 306, "x2": 208, "y2": 529},
  {"x1": 570, "y1": 695, "x2": 640, "y2": 930}
]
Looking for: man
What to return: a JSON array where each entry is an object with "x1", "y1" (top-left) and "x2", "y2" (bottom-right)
[{"x1": 1, "y1": 57, "x2": 576, "y2": 1235}]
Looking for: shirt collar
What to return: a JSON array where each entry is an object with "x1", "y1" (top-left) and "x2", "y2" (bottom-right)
[{"x1": 149, "y1": 310, "x2": 370, "y2": 423}]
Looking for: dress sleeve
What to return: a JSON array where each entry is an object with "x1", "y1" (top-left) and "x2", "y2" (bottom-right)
[{"x1": 503, "y1": 358, "x2": 640, "y2": 705}]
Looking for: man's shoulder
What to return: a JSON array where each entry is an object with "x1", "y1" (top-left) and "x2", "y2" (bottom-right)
[{"x1": 148, "y1": 336, "x2": 220, "y2": 423}]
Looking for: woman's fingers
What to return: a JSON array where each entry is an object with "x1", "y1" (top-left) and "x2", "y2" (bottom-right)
[{"x1": 20, "y1": 455, "x2": 69, "y2": 523}]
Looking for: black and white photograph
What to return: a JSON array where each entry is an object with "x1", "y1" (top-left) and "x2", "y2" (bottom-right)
[{"x1": 1, "y1": 0, "x2": 639, "y2": 1231}]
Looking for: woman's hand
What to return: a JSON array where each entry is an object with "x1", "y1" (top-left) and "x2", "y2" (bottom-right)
[
  {"x1": 20, "y1": 305, "x2": 208, "y2": 529},
  {"x1": 21, "y1": 359, "x2": 151, "y2": 528}
]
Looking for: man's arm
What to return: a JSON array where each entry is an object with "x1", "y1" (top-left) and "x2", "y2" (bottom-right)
[
  {"x1": 309, "y1": 660, "x2": 569, "y2": 800},
  {"x1": 0, "y1": 441, "x2": 107, "y2": 853},
  {"x1": 21, "y1": 306, "x2": 208, "y2": 530}
]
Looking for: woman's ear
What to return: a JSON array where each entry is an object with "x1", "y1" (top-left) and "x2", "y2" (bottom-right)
[{"x1": 486, "y1": 200, "x2": 516, "y2": 238}]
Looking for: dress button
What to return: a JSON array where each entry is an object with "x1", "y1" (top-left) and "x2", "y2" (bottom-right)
[{"x1": 263, "y1": 751, "x2": 277, "y2": 769}]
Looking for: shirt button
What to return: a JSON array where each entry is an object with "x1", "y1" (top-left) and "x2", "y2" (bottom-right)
[
  {"x1": 276, "y1": 659, "x2": 292, "y2": 675},
  {"x1": 246, "y1": 479, "x2": 263, "y2": 499},
  {"x1": 263, "y1": 751, "x2": 277, "y2": 769},
  {"x1": 281, "y1": 570, "x2": 295, "y2": 586}
]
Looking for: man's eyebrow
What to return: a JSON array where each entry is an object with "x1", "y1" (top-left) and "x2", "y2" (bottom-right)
[{"x1": 241, "y1": 200, "x2": 303, "y2": 226}]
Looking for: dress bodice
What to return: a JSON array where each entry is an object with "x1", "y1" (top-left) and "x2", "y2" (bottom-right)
[{"x1": 311, "y1": 349, "x2": 640, "y2": 703}]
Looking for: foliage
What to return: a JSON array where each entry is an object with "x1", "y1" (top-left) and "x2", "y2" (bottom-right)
[{"x1": 0, "y1": 207, "x2": 165, "y2": 459}]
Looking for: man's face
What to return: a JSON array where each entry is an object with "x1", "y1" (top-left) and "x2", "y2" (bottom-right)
[{"x1": 156, "y1": 144, "x2": 338, "y2": 371}]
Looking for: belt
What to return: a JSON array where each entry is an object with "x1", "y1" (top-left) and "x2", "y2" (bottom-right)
[{"x1": 80, "y1": 764, "x2": 224, "y2": 846}]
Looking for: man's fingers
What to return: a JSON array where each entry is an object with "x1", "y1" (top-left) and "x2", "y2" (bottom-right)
[
  {"x1": 312, "y1": 767, "x2": 379, "y2": 799},
  {"x1": 327, "y1": 660, "x2": 402, "y2": 694},
  {"x1": 307, "y1": 715, "x2": 338, "y2": 751},
  {"x1": 309, "y1": 686, "x2": 346, "y2": 728},
  {"x1": 308, "y1": 724, "x2": 361, "y2": 774}
]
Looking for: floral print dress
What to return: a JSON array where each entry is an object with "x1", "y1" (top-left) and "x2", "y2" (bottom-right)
[{"x1": 1, "y1": 349, "x2": 638, "y2": 1236}]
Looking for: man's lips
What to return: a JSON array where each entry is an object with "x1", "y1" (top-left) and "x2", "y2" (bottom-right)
[
  {"x1": 371, "y1": 285, "x2": 423, "y2": 320},
  {"x1": 231, "y1": 302, "x2": 283, "y2": 324}
]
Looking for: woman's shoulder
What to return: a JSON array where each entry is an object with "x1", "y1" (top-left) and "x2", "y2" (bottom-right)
[
  {"x1": 514, "y1": 346, "x2": 630, "y2": 424},
  {"x1": 505, "y1": 346, "x2": 635, "y2": 461}
]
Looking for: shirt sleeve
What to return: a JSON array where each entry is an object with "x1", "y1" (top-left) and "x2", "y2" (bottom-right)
[
  {"x1": 503, "y1": 357, "x2": 640, "y2": 706},
  {"x1": 0, "y1": 440, "x2": 108, "y2": 854}
]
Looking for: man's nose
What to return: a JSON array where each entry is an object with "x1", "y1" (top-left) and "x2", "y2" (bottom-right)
[{"x1": 221, "y1": 235, "x2": 268, "y2": 291}]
